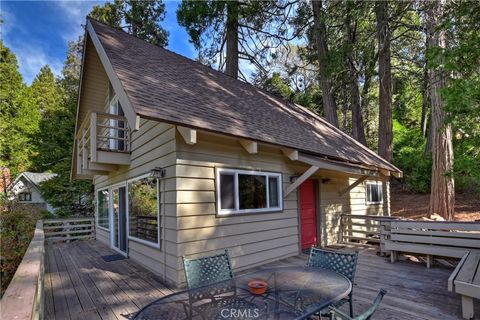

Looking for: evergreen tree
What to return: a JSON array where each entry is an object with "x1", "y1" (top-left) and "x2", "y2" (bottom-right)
[
  {"x1": 29, "y1": 66, "x2": 66, "y2": 171},
  {"x1": 36, "y1": 41, "x2": 94, "y2": 216},
  {"x1": 89, "y1": 0, "x2": 169, "y2": 47},
  {"x1": 0, "y1": 41, "x2": 40, "y2": 175},
  {"x1": 177, "y1": 1, "x2": 298, "y2": 80}
]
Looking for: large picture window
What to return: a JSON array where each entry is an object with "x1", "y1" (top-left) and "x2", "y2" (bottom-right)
[
  {"x1": 366, "y1": 181, "x2": 383, "y2": 204},
  {"x1": 216, "y1": 168, "x2": 282, "y2": 215},
  {"x1": 97, "y1": 189, "x2": 110, "y2": 229},
  {"x1": 128, "y1": 176, "x2": 159, "y2": 245}
]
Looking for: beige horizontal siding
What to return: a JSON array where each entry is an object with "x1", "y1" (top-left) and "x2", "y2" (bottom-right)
[
  {"x1": 174, "y1": 130, "x2": 302, "y2": 285},
  {"x1": 319, "y1": 173, "x2": 390, "y2": 245},
  {"x1": 96, "y1": 227, "x2": 110, "y2": 246},
  {"x1": 93, "y1": 119, "x2": 178, "y2": 283}
]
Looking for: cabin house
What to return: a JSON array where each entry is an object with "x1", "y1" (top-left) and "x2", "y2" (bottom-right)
[
  {"x1": 71, "y1": 18, "x2": 402, "y2": 287},
  {"x1": 9, "y1": 172, "x2": 57, "y2": 213}
]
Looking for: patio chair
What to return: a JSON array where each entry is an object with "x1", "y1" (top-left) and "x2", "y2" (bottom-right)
[
  {"x1": 183, "y1": 249, "x2": 256, "y2": 319},
  {"x1": 307, "y1": 247, "x2": 359, "y2": 317},
  {"x1": 328, "y1": 289, "x2": 387, "y2": 320},
  {"x1": 183, "y1": 249, "x2": 234, "y2": 289}
]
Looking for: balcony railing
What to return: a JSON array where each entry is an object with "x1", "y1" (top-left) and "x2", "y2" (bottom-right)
[{"x1": 77, "y1": 112, "x2": 131, "y2": 175}]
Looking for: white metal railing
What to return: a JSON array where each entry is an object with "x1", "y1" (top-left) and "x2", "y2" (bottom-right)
[{"x1": 77, "y1": 111, "x2": 130, "y2": 169}]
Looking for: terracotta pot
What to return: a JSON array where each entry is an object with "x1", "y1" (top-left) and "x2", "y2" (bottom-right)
[{"x1": 248, "y1": 280, "x2": 268, "y2": 295}]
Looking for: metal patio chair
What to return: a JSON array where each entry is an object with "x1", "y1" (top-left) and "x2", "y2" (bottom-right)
[
  {"x1": 183, "y1": 249, "x2": 256, "y2": 319},
  {"x1": 329, "y1": 289, "x2": 387, "y2": 320},
  {"x1": 307, "y1": 247, "x2": 359, "y2": 317}
]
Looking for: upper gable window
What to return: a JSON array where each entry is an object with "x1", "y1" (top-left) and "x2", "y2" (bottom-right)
[
  {"x1": 18, "y1": 192, "x2": 32, "y2": 201},
  {"x1": 216, "y1": 168, "x2": 282, "y2": 215},
  {"x1": 108, "y1": 95, "x2": 127, "y2": 151},
  {"x1": 366, "y1": 181, "x2": 383, "y2": 204}
]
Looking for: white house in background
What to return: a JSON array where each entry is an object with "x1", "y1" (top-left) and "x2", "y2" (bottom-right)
[{"x1": 9, "y1": 172, "x2": 57, "y2": 213}]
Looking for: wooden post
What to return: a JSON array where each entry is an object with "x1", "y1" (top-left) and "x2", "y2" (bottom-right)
[
  {"x1": 461, "y1": 296, "x2": 474, "y2": 319},
  {"x1": 379, "y1": 219, "x2": 391, "y2": 256},
  {"x1": 339, "y1": 215, "x2": 344, "y2": 244},
  {"x1": 426, "y1": 254, "x2": 433, "y2": 268}
]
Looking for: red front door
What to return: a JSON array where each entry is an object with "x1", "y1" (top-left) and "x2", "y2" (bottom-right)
[{"x1": 299, "y1": 179, "x2": 317, "y2": 250}]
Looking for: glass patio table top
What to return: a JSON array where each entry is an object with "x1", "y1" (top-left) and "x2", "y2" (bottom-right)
[{"x1": 134, "y1": 266, "x2": 352, "y2": 320}]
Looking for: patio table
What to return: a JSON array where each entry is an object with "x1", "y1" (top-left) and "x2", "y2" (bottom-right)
[{"x1": 134, "y1": 266, "x2": 352, "y2": 320}]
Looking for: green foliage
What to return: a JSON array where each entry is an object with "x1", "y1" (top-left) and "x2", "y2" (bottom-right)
[
  {"x1": 393, "y1": 120, "x2": 431, "y2": 193},
  {"x1": 0, "y1": 202, "x2": 37, "y2": 295},
  {"x1": 35, "y1": 41, "x2": 94, "y2": 217},
  {"x1": 453, "y1": 138, "x2": 480, "y2": 193},
  {"x1": 39, "y1": 162, "x2": 94, "y2": 217},
  {"x1": 177, "y1": 1, "x2": 297, "y2": 75},
  {"x1": 90, "y1": 0, "x2": 168, "y2": 46},
  {"x1": 0, "y1": 41, "x2": 40, "y2": 175}
]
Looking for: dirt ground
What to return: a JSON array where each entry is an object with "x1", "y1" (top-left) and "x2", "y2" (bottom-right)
[{"x1": 390, "y1": 188, "x2": 480, "y2": 222}]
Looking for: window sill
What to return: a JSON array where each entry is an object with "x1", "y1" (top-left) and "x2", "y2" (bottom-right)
[
  {"x1": 216, "y1": 208, "x2": 283, "y2": 217},
  {"x1": 97, "y1": 226, "x2": 110, "y2": 232}
]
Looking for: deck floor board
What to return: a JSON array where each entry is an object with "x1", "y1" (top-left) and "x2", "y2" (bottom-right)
[{"x1": 44, "y1": 240, "x2": 478, "y2": 319}]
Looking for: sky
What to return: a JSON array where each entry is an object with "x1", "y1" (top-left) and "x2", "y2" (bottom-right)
[{"x1": 1, "y1": 0, "x2": 196, "y2": 84}]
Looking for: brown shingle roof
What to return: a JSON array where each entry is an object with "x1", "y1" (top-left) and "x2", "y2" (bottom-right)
[{"x1": 88, "y1": 18, "x2": 400, "y2": 173}]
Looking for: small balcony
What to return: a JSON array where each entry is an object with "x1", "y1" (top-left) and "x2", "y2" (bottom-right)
[{"x1": 76, "y1": 112, "x2": 131, "y2": 176}]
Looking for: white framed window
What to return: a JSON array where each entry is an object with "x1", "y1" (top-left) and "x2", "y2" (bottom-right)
[
  {"x1": 108, "y1": 95, "x2": 126, "y2": 151},
  {"x1": 18, "y1": 192, "x2": 32, "y2": 201},
  {"x1": 97, "y1": 188, "x2": 110, "y2": 230},
  {"x1": 127, "y1": 174, "x2": 160, "y2": 248},
  {"x1": 366, "y1": 181, "x2": 383, "y2": 204},
  {"x1": 216, "y1": 168, "x2": 283, "y2": 215}
]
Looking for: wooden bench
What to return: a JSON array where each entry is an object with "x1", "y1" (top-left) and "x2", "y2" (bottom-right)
[
  {"x1": 384, "y1": 221, "x2": 480, "y2": 268},
  {"x1": 448, "y1": 250, "x2": 480, "y2": 319}
]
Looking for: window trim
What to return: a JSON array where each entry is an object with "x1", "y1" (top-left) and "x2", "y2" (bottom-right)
[
  {"x1": 365, "y1": 181, "x2": 383, "y2": 205},
  {"x1": 216, "y1": 168, "x2": 283, "y2": 216},
  {"x1": 18, "y1": 192, "x2": 32, "y2": 202},
  {"x1": 126, "y1": 174, "x2": 161, "y2": 249},
  {"x1": 96, "y1": 187, "x2": 110, "y2": 231}
]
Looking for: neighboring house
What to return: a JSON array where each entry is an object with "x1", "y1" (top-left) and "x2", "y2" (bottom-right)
[
  {"x1": 71, "y1": 18, "x2": 402, "y2": 287},
  {"x1": 9, "y1": 172, "x2": 57, "y2": 213}
]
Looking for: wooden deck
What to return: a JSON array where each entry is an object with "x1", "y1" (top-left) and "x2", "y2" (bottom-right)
[{"x1": 44, "y1": 240, "x2": 478, "y2": 320}]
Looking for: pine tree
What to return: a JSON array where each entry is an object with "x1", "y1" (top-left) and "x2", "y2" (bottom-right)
[
  {"x1": 89, "y1": 0, "x2": 169, "y2": 46},
  {"x1": 0, "y1": 41, "x2": 40, "y2": 175},
  {"x1": 177, "y1": 1, "x2": 298, "y2": 80}
]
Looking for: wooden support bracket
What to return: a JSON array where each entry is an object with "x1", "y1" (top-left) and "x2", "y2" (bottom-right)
[
  {"x1": 338, "y1": 175, "x2": 369, "y2": 196},
  {"x1": 177, "y1": 126, "x2": 197, "y2": 145},
  {"x1": 284, "y1": 165, "x2": 319, "y2": 198},
  {"x1": 281, "y1": 148, "x2": 299, "y2": 161},
  {"x1": 239, "y1": 139, "x2": 258, "y2": 154}
]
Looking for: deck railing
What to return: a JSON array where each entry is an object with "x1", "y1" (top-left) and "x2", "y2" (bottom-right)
[
  {"x1": 0, "y1": 218, "x2": 95, "y2": 320},
  {"x1": 0, "y1": 220, "x2": 45, "y2": 320},
  {"x1": 340, "y1": 214, "x2": 399, "y2": 250},
  {"x1": 43, "y1": 217, "x2": 95, "y2": 243}
]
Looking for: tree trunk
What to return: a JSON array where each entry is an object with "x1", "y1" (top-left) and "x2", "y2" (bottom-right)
[
  {"x1": 225, "y1": 0, "x2": 239, "y2": 79},
  {"x1": 421, "y1": 44, "x2": 430, "y2": 138},
  {"x1": 426, "y1": 0, "x2": 455, "y2": 220},
  {"x1": 312, "y1": 0, "x2": 339, "y2": 127},
  {"x1": 345, "y1": 12, "x2": 367, "y2": 145},
  {"x1": 375, "y1": 0, "x2": 393, "y2": 162}
]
